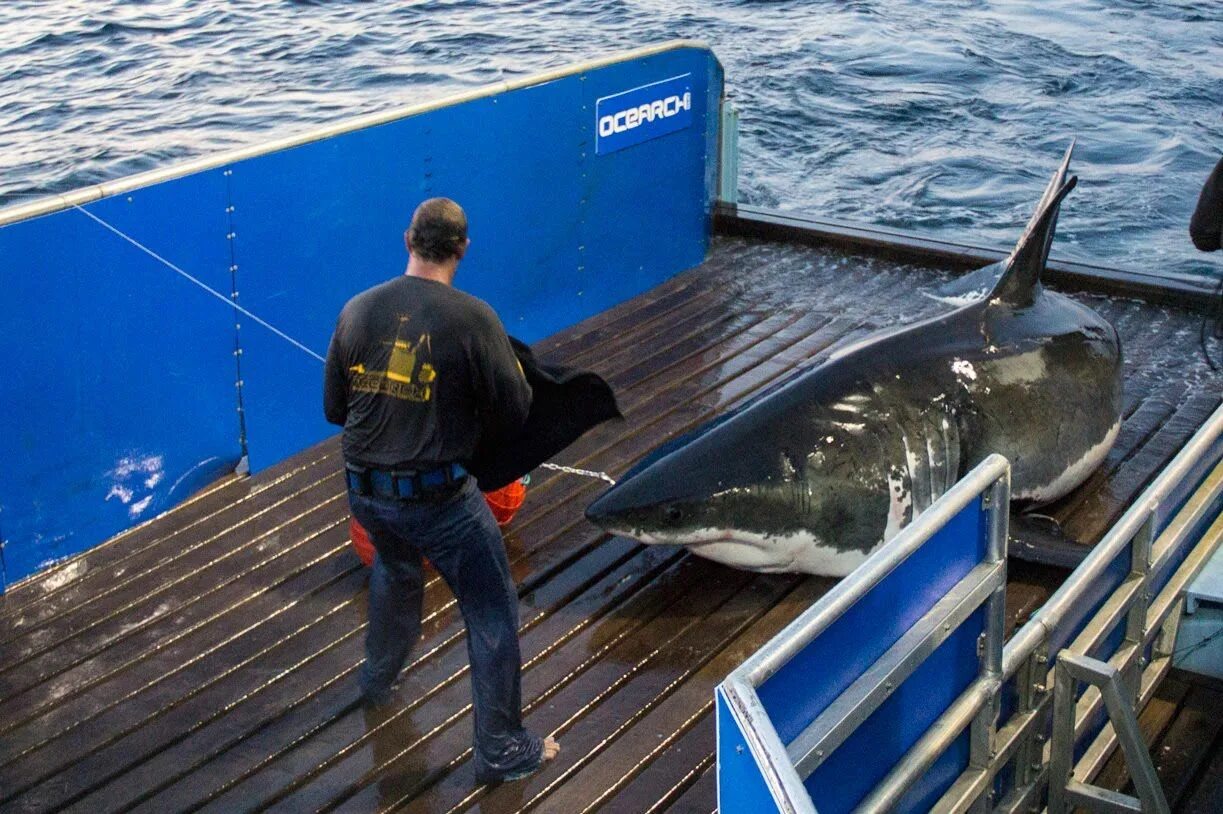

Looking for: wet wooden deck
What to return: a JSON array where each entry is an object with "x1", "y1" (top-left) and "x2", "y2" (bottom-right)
[
  {"x1": 0, "y1": 236, "x2": 1218, "y2": 813},
  {"x1": 1095, "y1": 670, "x2": 1223, "y2": 812}
]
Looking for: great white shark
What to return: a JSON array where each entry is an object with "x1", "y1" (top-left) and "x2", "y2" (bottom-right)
[{"x1": 585, "y1": 143, "x2": 1123, "y2": 576}]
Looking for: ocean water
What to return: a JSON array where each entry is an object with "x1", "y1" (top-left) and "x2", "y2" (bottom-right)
[{"x1": 1, "y1": 0, "x2": 1220, "y2": 278}]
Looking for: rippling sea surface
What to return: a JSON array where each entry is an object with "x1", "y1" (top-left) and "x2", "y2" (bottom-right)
[{"x1": 1, "y1": 0, "x2": 1220, "y2": 278}]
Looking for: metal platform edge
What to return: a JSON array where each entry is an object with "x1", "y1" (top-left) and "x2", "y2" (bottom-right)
[{"x1": 713, "y1": 202, "x2": 1220, "y2": 314}]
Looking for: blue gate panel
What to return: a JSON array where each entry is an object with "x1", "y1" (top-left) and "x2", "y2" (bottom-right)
[
  {"x1": 897, "y1": 731, "x2": 971, "y2": 814},
  {"x1": 230, "y1": 46, "x2": 722, "y2": 471},
  {"x1": 0, "y1": 175, "x2": 243, "y2": 583},
  {"x1": 757, "y1": 500, "x2": 987, "y2": 745},
  {"x1": 716, "y1": 688, "x2": 782, "y2": 812},
  {"x1": 804, "y1": 610, "x2": 985, "y2": 814}
]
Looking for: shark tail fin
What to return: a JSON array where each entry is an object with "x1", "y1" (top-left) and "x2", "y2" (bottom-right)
[{"x1": 989, "y1": 140, "x2": 1077, "y2": 306}]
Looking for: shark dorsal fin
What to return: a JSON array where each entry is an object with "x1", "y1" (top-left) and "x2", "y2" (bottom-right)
[{"x1": 989, "y1": 140, "x2": 1077, "y2": 307}]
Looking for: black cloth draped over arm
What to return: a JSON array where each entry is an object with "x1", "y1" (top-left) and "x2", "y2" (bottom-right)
[{"x1": 467, "y1": 337, "x2": 622, "y2": 491}]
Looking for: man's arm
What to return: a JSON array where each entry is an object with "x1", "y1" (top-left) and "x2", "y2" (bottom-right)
[
  {"x1": 323, "y1": 326, "x2": 348, "y2": 426},
  {"x1": 1190, "y1": 157, "x2": 1223, "y2": 252}
]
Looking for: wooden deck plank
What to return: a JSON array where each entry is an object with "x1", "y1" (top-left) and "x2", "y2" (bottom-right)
[
  {"x1": 0, "y1": 474, "x2": 350, "y2": 715},
  {"x1": 658, "y1": 764, "x2": 716, "y2": 814},
  {"x1": 79, "y1": 541, "x2": 677, "y2": 813},
  {"x1": 35, "y1": 278, "x2": 821, "y2": 806},
  {"x1": 0, "y1": 473, "x2": 249, "y2": 620},
  {"x1": 1150, "y1": 681, "x2": 1223, "y2": 808},
  {"x1": 1180, "y1": 728, "x2": 1223, "y2": 814},
  {"x1": 26, "y1": 312, "x2": 802, "y2": 806},
  {"x1": 0, "y1": 450, "x2": 338, "y2": 644},
  {"x1": 595, "y1": 713, "x2": 715, "y2": 814},
  {"x1": 1, "y1": 236, "x2": 1218, "y2": 814},
  {"x1": 524, "y1": 579, "x2": 831, "y2": 814},
  {"x1": 142, "y1": 312, "x2": 833, "y2": 811},
  {"x1": 385, "y1": 574, "x2": 804, "y2": 814}
]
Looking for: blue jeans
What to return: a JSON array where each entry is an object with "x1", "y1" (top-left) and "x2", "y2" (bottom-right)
[{"x1": 348, "y1": 477, "x2": 542, "y2": 781}]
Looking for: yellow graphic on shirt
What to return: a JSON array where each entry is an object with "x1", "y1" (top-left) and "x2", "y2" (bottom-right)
[{"x1": 350, "y1": 316, "x2": 436, "y2": 402}]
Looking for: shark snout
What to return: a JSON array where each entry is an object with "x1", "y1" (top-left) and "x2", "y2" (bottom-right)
[{"x1": 584, "y1": 476, "x2": 693, "y2": 542}]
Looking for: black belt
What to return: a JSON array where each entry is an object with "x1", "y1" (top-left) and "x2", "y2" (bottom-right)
[{"x1": 345, "y1": 462, "x2": 467, "y2": 500}]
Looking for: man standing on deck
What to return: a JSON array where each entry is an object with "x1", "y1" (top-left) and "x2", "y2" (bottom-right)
[{"x1": 323, "y1": 198, "x2": 559, "y2": 784}]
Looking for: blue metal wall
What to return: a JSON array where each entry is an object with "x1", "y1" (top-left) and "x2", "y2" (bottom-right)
[
  {"x1": 229, "y1": 49, "x2": 721, "y2": 472},
  {"x1": 0, "y1": 44, "x2": 723, "y2": 588},
  {"x1": 0, "y1": 178, "x2": 243, "y2": 584}
]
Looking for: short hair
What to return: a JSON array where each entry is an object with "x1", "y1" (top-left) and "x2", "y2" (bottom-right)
[{"x1": 405, "y1": 198, "x2": 468, "y2": 263}]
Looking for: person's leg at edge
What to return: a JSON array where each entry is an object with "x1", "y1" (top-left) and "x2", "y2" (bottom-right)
[
  {"x1": 422, "y1": 479, "x2": 558, "y2": 782},
  {"x1": 351, "y1": 493, "x2": 425, "y2": 705}
]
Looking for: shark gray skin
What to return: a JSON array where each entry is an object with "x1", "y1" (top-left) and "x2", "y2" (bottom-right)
[{"x1": 585, "y1": 144, "x2": 1123, "y2": 576}]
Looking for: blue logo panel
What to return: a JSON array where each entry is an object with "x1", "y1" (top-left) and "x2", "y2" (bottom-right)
[{"x1": 596, "y1": 73, "x2": 694, "y2": 155}]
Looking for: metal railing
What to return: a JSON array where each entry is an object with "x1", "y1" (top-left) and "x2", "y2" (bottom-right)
[
  {"x1": 981, "y1": 401, "x2": 1223, "y2": 814},
  {"x1": 719, "y1": 454, "x2": 1012, "y2": 813},
  {"x1": 717, "y1": 400, "x2": 1223, "y2": 813}
]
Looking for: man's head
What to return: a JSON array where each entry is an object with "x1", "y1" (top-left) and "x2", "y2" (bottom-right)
[{"x1": 405, "y1": 198, "x2": 468, "y2": 265}]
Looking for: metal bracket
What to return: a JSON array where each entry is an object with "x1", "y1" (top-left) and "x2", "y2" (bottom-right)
[
  {"x1": 1048, "y1": 651, "x2": 1170, "y2": 814},
  {"x1": 718, "y1": 101, "x2": 739, "y2": 205}
]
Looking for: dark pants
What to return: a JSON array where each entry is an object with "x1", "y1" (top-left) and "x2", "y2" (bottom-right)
[{"x1": 348, "y1": 477, "x2": 542, "y2": 780}]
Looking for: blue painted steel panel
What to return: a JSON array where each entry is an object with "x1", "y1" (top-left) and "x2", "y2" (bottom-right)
[
  {"x1": 757, "y1": 500, "x2": 988, "y2": 745},
  {"x1": 0, "y1": 517, "x2": 7, "y2": 595},
  {"x1": 897, "y1": 717, "x2": 972, "y2": 813},
  {"x1": 229, "y1": 46, "x2": 722, "y2": 470},
  {"x1": 805, "y1": 609, "x2": 986, "y2": 814},
  {"x1": 0, "y1": 178, "x2": 243, "y2": 584},
  {"x1": 0, "y1": 46, "x2": 722, "y2": 582},
  {"x1": 716, "y1": 688, "x2": 782, "y2": 813}
]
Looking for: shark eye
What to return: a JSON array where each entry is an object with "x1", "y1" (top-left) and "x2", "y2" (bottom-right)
[{"x1": 663, "y1": 505, "x2": 684, "y2": 525}]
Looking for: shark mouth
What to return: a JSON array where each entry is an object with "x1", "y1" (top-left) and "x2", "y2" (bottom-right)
[{"x1": 604, "y1": 525, "x2": 874, "y2": 577}]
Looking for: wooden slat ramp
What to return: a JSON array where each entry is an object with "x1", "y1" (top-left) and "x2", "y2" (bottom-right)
[
  {"x1": 1094, "y1": 670, "x2": 1223, "y2": 812},
  {"x1": 1, "y1": 236, "x2": 1218, "y2": 813}
]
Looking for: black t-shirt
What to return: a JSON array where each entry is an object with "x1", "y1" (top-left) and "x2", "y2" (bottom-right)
[{"x1": 323, "y1": 275, "x2": 532, "y2": 469}]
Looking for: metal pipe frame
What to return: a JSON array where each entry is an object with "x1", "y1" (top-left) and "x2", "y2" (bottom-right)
[
  {"x1": 719, "y1": 455, "x2": 1010, "y2": 813},
  {"x1": 719, "y1": 401, "x2": 1221, "y2": 814},
  {"x1": 719, "y1": 681, "x2": 817, "y2": 814},
  {"x1": 844, "y1": 465, "x2": 1011, "y2": 813},
  {"x1": 1048, "y1": 652, "x2": 1170, "y2": 814},
  {"x1": 739, "y1": 455, "x2": 1011, "y2": 688},
  {"x1": 994, "y1": 653, "x2": 1176, "y2": 814},
  {"x1": 789, "y1": 559, "x2": 1005, "y2": 777},
  {"x1": 992, "y1": 477, "x2": 1222, "y2": 811},
  {"x1": 0, "y1": 40, "x2": 716, "y2": 228},
  {"x1": 718, "y1": 101, "x2": 740, "y2": 206}
]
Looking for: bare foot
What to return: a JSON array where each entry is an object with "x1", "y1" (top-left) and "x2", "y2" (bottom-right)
[{"x1": 542, "y1": 735, "x2": 561, "y2": 761}]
